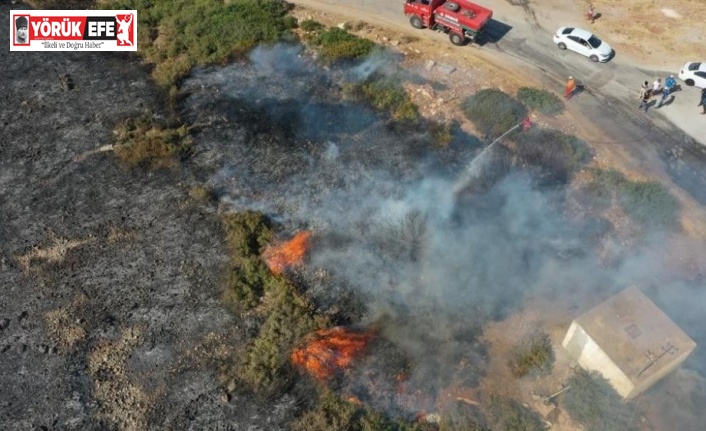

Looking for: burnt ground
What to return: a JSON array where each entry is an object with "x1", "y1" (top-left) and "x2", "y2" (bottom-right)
[{"x1": 0, "y1": 3, "x2": 298, "y2": 430}]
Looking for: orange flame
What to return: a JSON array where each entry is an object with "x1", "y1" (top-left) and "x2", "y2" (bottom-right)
[
  {"x1": 291, "y1": 327, "x2": 374, "y2": 380},
  {"x1": 263, "y1": 231, "x2": 311, "y2": 275}
]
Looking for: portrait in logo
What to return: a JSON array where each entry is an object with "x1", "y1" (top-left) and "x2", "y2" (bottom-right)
[
  {"x1": 14, "y1": 15, "x2": 29, "y2": 45},
  {"x1": 115, "y1": 13, "x2": 134, "y2": 46}
]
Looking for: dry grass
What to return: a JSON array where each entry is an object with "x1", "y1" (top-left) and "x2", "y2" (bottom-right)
[
  {"x1": 44, "y1": 295, "x2": 89, "y2": 351},
  {"x1": 16, "y1": 235, "x2": 95, "y2": 272},
  {"x1": 107, "y1": 226, "x2": 137, "y2": 244},
  {"x1": 88, "y1": 326, "x2": 151, "y2": 431}
]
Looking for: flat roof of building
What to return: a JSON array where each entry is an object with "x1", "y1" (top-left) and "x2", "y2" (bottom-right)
[{"x1": 573, "y1": 286, "x2": 697, "y2": 384}]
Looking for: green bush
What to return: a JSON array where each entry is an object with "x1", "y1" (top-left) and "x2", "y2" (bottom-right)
[
  {"x1": 105, "y1": 0, "x2": 293, "y2": 86},
  {"x1": 241, "y1": 286, "x2": 321, "y2": 397},
  {"x1": 619, "y1": 181, "x2": 680, "y2": 228},
  {"x1": 300, "y1": 19, "x2": 325, "y2": 32},
  {"x1": 563, "y1": 369, "x2": 638, "y2": 431},
  {"x1": 516, "y1": 87, "x2": 565, "y2": 116},
  {"x1": 188, "y1": 185, "x2": 217, "y2": 203},
  {"x1": 290, "y1": 392, "x2": 423, "y2": 431},
  {"x1": 486, "y1": 395, "x2": 544, "y2": 431},
  {"x1": 508, "y1": 332, "x2": 554, "y2": 378},
  {"x1": 461, "y1": 89, "x2": 528, "y2": 139},
  {"x1": 513, "y1": 128, "x2": 592, "y2": 183},
  {"x1": 310, "y1": 27, "x2": 376, "y2": 62},
  {"x1": 220, "y1": 211, "x2": 274, "y2": 310},
  {"x1": 344, "y1": 79, "x2": 419, "y2": 122},
  {"x1": 588, "y1": 169, "x2": 680, "y2": 228},
  {"x1": 112, "y1": 115, "x2": 192, "y2": 169},
  {"x1": 220, "y1": 211, "x2": 274, "y2": 257},
  {"x1": 429, "y1": 121, "x2": 455, "y2": 148}
]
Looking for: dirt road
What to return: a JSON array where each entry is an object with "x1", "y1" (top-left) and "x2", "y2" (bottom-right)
[{"x1": 289, "y1": 0, "x2": 706, "y2": 208}]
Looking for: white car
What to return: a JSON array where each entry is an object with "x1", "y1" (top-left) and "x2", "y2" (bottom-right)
[
  {"x1": 678, "y1": 62, "x2": 706, "y2": 88},
  {"x1": 553, "y1": 27, "x2": 613, "y2": 63}
]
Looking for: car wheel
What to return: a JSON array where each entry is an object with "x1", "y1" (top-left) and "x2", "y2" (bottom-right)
[
  {"x1": 409, "y1": 15, "x2": 423, "y2": 29},
  {"x1": 557, "y1": 42, "x2": 566, "y2": 50},
  {"x1": 685, "y1": 79, "x2": 695, "y2": 86},
  {"x1": 589, "y1": 55, "x2": 599, "y2": 62},
  {"x1": 449, "y1": 32, "x2": 466, "y2": 46}
]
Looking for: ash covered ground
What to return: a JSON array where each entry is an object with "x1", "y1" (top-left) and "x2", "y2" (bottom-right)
[{"x1": 2, "y1": 4, "x2": 706, "y2": 428}]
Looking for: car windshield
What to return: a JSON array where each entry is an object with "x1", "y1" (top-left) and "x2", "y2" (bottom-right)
[
  {"x1": 687, "y1": 62, "x2": 702, "y2": 71},
  {"x1": 587, "y1": 35, "x2": 602, "y2": 48}
]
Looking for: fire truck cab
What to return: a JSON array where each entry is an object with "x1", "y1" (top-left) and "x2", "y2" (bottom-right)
[{"x1": 404, "y1": 0, "x2": 493, "y2": 46}]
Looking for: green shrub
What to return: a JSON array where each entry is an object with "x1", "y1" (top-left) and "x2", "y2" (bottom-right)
[
  {"x1": 508, "y1": 332, "x2": 554, "y2": 378},
  {"x1": 310, "y1": 27, "x2": 376, "y2": 62},
  {"x1": 461, "y1": 89, "x2": 527, "y2": 139},
  {"x1": 619, "y1": 181, "x2": 680, "y2": 228},
  {"x1": 105, "y1": 0, "x2": 293, "y2": 86},
  {"x1": 513, "y1": 128, "x2": 592, "y2": 183},
  {"x1": 220, "y1": 211, "x2": 274, "y2": 310},
  {"x1": 220, "y1": 211, "x2": 274, "y2": 257},
  {"x1": 300, "y1": 19, "x2": 325, "y2": 32},
  {"x1": 282, "y1": 15, "x2": 298, "y2": 29},
  {"x1": 241, "y1": 286, "x2": 321, "y2": 396},
  {"x1": 563, "y1": 369, "x2": 638, "y2": 431},
  {"x1": 486, "y1": 395, "x2": 544, "y2": 431},
  {"x1": 112, "y1": 115, "x2": 192, "y2": 169},
  {"x1": 429, "y1": 121, "x2": 454, "y2": 148},
  {"x1": 516, "y1": 87, "x2": 565, "y2": 116},
  {"x1": 188, "y1": 185, "x2": 217, "y2": 203},
  {"x1": 290, "y1": 392, "x2": 423, "y2": 431},
  {"x1": 588, "y1": 169, "x2": 680, "y2": 228},
  {"x1": 344, "y1": 79, "x2": 419, "y2": 122}
]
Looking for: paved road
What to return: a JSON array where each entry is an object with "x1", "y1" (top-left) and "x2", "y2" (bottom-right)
[{"x1": 291, "y1": 0, "x2": 706, "y2": 204}]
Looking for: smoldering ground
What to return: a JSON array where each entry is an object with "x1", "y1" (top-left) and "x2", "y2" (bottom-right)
[{"x1": 182, "y1": 44, "x2": 706, "y2": 422}]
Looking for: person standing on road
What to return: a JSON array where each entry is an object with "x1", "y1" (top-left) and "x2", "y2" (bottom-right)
[
  {"x1": 639, "y1": 82, "x2": 651, "y2": 112},
  {"x1": 565, "y1": 76, "x2": 576, "y2": 99},
  {"x1": 665, "y1": 75, "x2": 677, "y2": 94},
  {"x1": 699, "y1": 88, "x2": 706, "y2": 115},
  {"x1": 652, "y1": 79, "x2": 662, "y2": 97},
  {"x1": 657, "y1": 83, "x2": 671, "y2": 108}
]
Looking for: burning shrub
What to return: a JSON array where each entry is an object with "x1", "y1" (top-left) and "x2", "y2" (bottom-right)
[
  {"x1": 309, "y1": 27, "x2": 377, "y2": 63},
  {"x1": 106, "y1": 0, "x2": 294, "y2": 86},
  {"x1": 461, "y1": 89, "x2": 527, "y2": 139},
  {"x1": 291, "y1": 327, "x2": 374, "y2": 380},
  {"x1": 512, "y1": 128, "x2": 591, "y2": 184},
  {"x1": 507, "y1": 332, "x2": 554, "y2": 378},
  {"x1": 516, "y1": 87, "x2": 565, "y2": 116},
  {"x1": 563, "y1": 369, "x2": 638, "y2": 431},
  {"x1": 263, "y1": 231, "x2": 312, "y2": 275},
  {"x1": 588, "y1": 169, "x2": 680, "y2": 228},
  {"x1": 486, "y1": 395, "x2": 544, "y2": 431},
  {"x1": 112, "y1": 115, "x2": 192, "y2": 169}
]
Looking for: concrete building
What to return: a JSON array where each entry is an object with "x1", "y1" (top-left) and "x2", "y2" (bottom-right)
[{"x1": 562, "y1": 286, "x2": 697, "y2": 400}]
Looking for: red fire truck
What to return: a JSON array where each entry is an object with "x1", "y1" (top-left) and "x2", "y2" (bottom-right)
[{"x1": 404, "y1": 0, "x2": 493, "y2": 46}]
